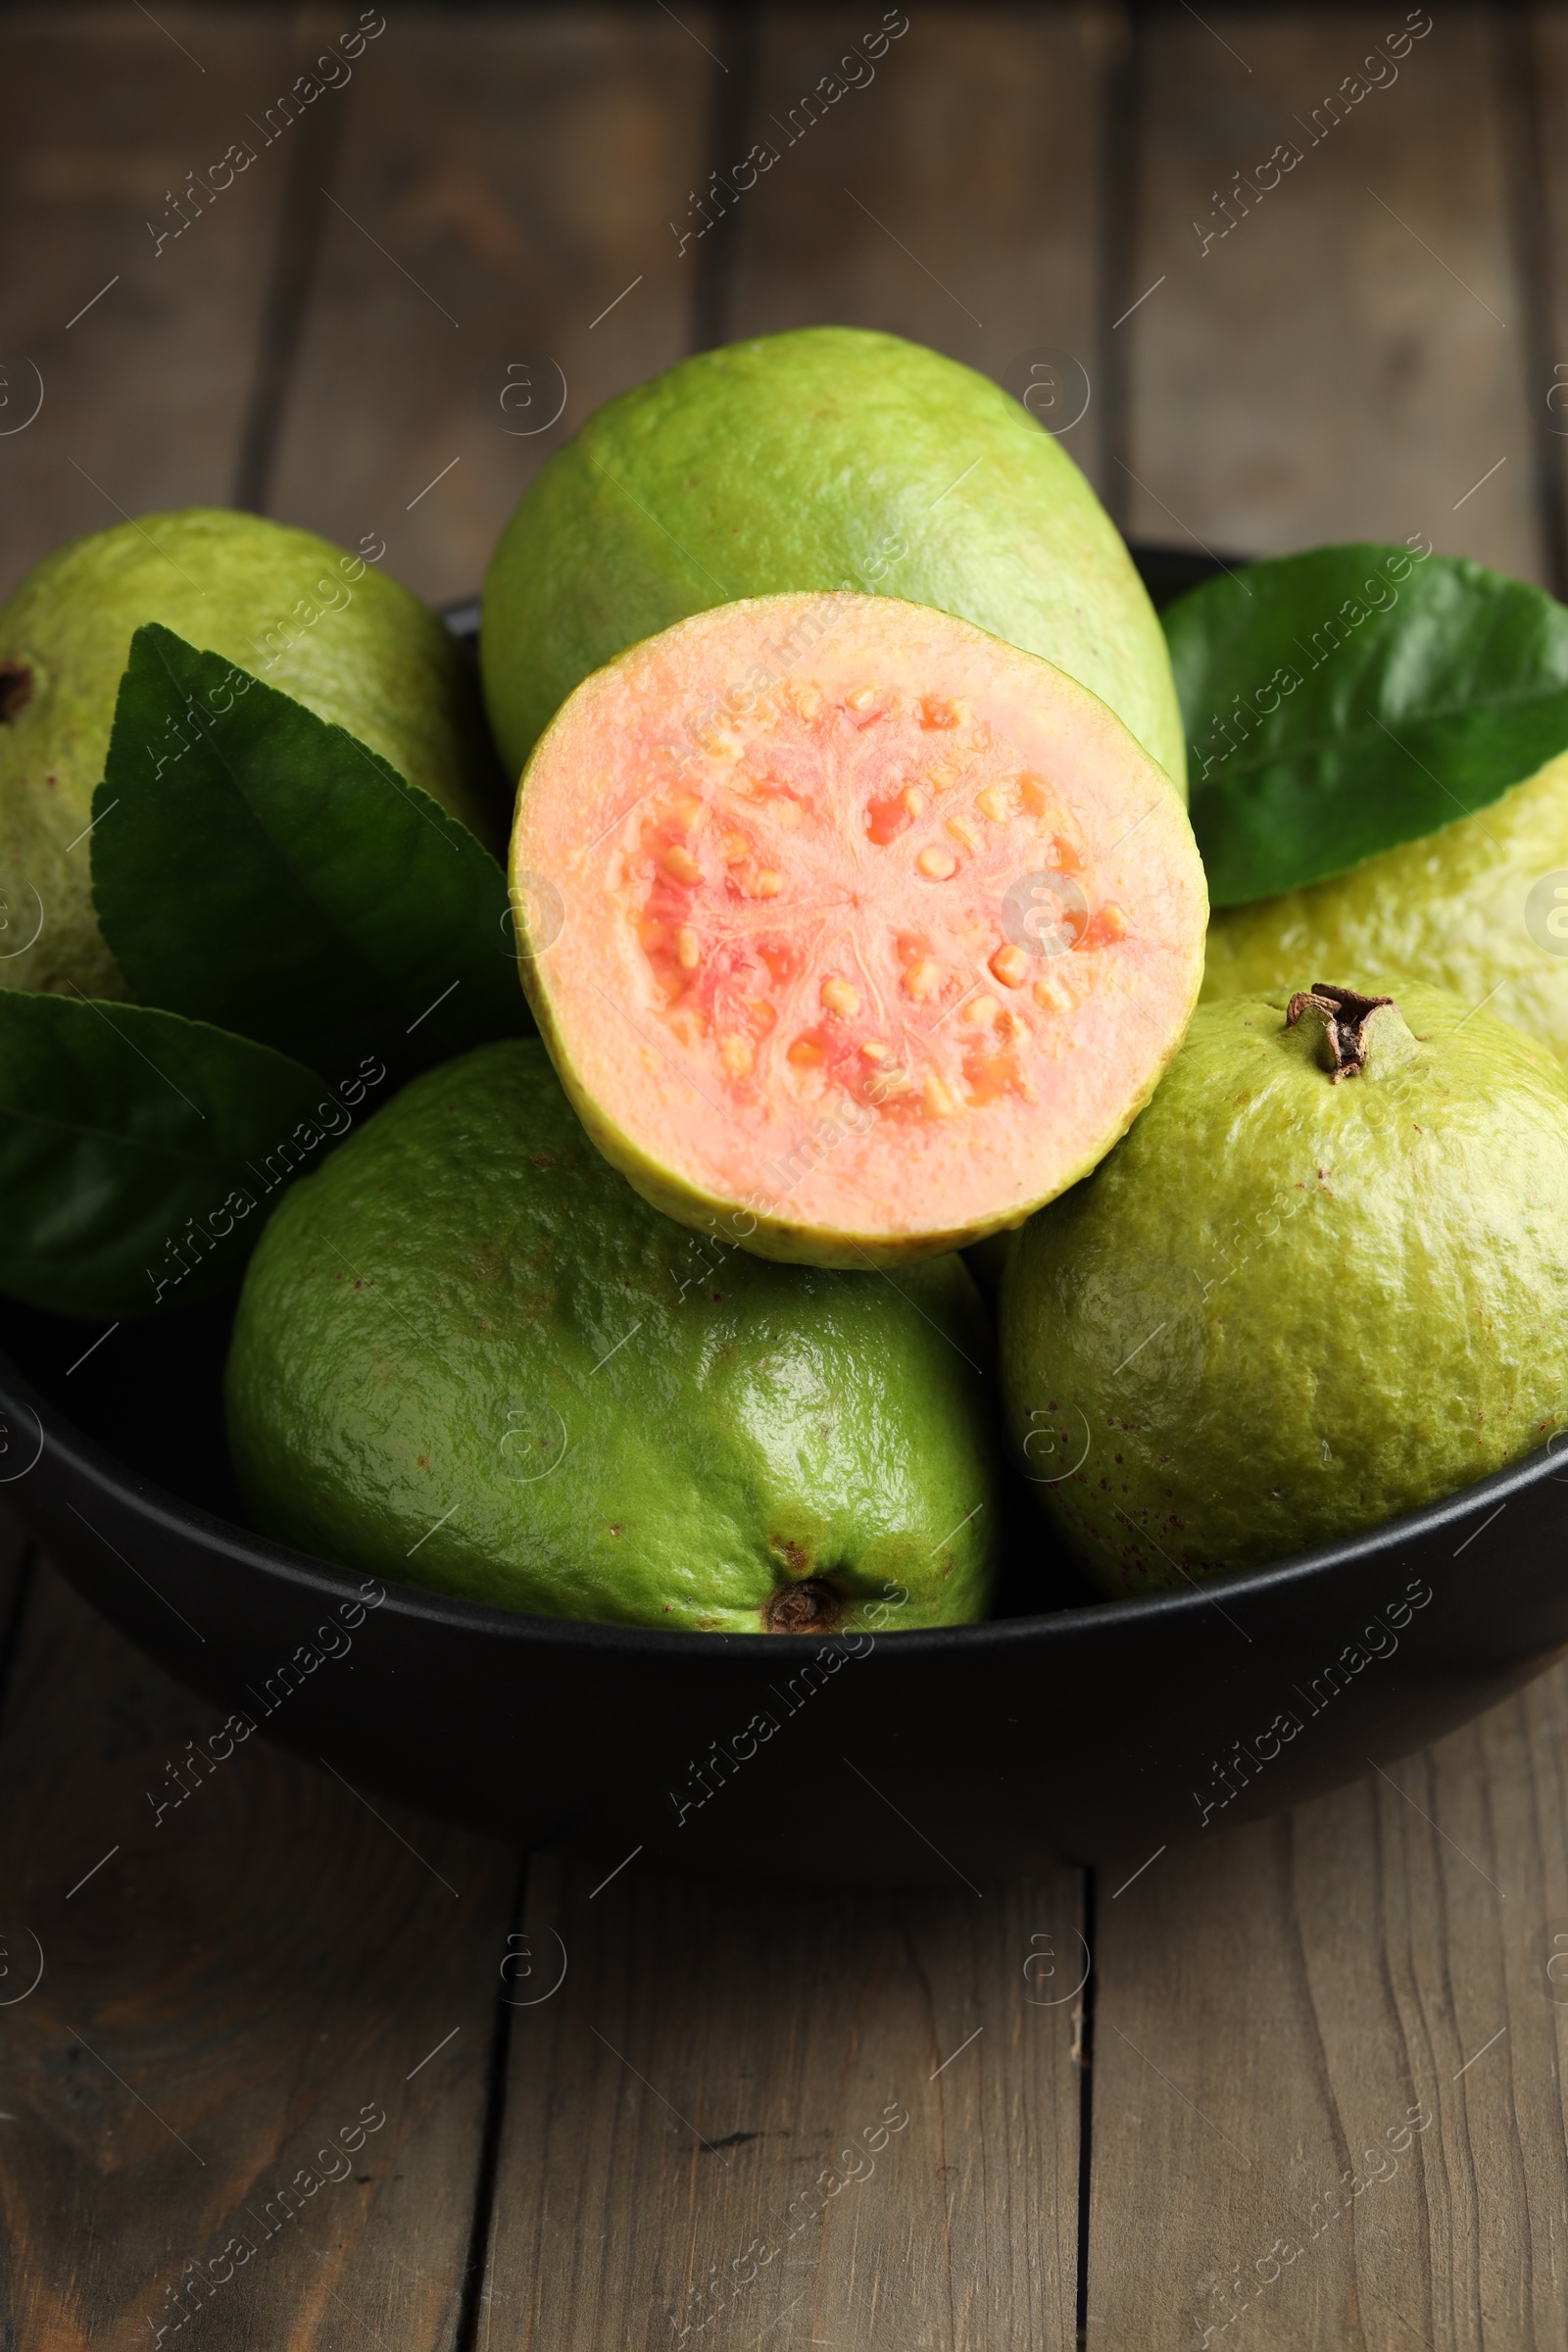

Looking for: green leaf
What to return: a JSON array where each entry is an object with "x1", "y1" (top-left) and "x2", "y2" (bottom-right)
[
  {"x1": 0, "y1": 990, "x2": 372, "y2": 1320},
  {"x1": 1165, "y1": 544, "x2": 1568, "y2": 906},
  {"x1": 91, "y1": 624, "x2": 531, "y2": 1076}
]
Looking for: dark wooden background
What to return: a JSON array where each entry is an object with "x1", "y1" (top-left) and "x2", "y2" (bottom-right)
[{"x1": 4, "y1": 6, "x2": 1568, "y2": 2346}]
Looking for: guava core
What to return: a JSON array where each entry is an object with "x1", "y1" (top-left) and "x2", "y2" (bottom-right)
[
  {"x1": 0, "y1": 509, "x2": 503, "y2": 999},
  {"x1": 509, "y1": 593, "x2": 1208, "y2": 1267},
  {"x1": 1202, "y1": 747, "x2": 1568, "y2": 1058},
  {"x1": 481, "y1": 326, "x2": 1186, "y2": 795},
  {"x1": 1002, "y1": 978, "x2": 1568, "y2": 1592},
  {"x1": 224, "y1": 1038, "x2": 999, "y2": 1633}
]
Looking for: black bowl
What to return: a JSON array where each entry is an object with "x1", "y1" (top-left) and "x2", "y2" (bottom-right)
[
  {"x1": 5, "y1": 1289, "x2": 1567, "y2": 1886},
  {"x1": 8, "y1": 548, "x2": 1563, "y2": 1886}
]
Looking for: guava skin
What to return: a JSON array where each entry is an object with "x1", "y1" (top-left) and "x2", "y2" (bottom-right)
[
  {"x1": 225, "y1": 1038, "x2": 999, "y2": 1632},
  {"x1": 1203, "y1": 747, "x2": 1568, "y2": 1059},
  {"x1": 1001, "y1": 979, "x2": 1568, "y2": 1592},
  {"x1": 0, "y1": 509, "x2": 503, "y2": 1000},
  {"x1": 480, "y1": 326, "x2": 1186, "y2": 795}
]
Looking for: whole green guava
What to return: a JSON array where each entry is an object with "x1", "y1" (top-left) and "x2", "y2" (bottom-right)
[
  {"x1": 0, "y1": 509, "x2": 503, "y2": 1000},
  {"x1": 480, "y1": 326, "x2": 1185, "y2": 794},
  {"x1": 225, "y1": 1038, "x2": 999, "y2": 1632},
  {"x1": 1001, "y1": 979, "x2": 1568, "y2": 1592},
  {"x1": 1202, "y1": 747, "x2": 1568, "y2": 1059}
]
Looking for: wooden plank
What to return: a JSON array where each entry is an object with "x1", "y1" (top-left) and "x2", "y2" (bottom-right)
[
  {"x1": 265, "y1": 8, "x2": 716, "y2": 611},
  {"x1": 0, "y1": 5, "x2": 311, "y2": 599},
  {"x1": 727, "y1": 3, "x2": 1113, "y2": 490},
  {"x1": 0, "y1": 1559, "x2": 515, "y2": 2352},
  {"x1": 1086, "y1": 1653, "x2": 1568, "y2": 2349},
  {"x1": 1121, "y1": 7, "x2": 1544, "y2": 578},
  {"x1": 477, "y1": 1854, "x2": 1084, "y2": 2350},
  {"x1": 453, "y1": 23, "x2": 1098, "y2": 2340},
  {"x1": 1527, "y1": 3, "x2": 1568, "y2": 593},
  {"x1": 1, "y1": 24, "x2": 518, "y2": 2324},
  {"x1": 1095, "y1": 24, "x2": 1558, "y2": 2322},
  {"x1": 1098, "y1": 17, "x2": 1561, "y2": 2321}
]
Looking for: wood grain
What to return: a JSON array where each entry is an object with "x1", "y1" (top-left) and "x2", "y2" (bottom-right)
[
  {"x1": 1120, "y1": 7, "x2": 1544, "y2": 578},
  {"x1": 0, "y1": 1562, "x2": 516, "y2": 2352},
  {"x1": 265, "y1": 7, "x2": 717, "y2": 611},
  {"x1": 1086, "y1": 1654, "x2": 1568, "y2": 2350},
  {"x1": 726, "y1": 3, "x2": 1115, "y2": 489},
  {"x1": 0, "y1": 5, "x2": 313, "y2": 599},
  {"x1": 477, "y1": 1853, "x2": 1084, "y2": 2351},
  {"x1": 1526, "y1": 2, "x2": 1568, "y2": 592},
  {"x1": 0, "y1": 11, "x2": 532, "y2": 2329}
]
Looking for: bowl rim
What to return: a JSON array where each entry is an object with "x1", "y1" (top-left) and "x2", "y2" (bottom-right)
[{"x1": 7, "y1": 1331, "x2": 1561, "y2": 1666}]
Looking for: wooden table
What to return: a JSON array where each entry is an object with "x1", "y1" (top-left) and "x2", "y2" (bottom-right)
[{"x1": 4, "y1": 6, "x2": 1568, "y2": 2344}]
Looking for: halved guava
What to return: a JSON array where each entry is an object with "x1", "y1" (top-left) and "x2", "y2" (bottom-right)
[{"x1": 510, "y1": 593, "x2": 1208, "y2": 1266}]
